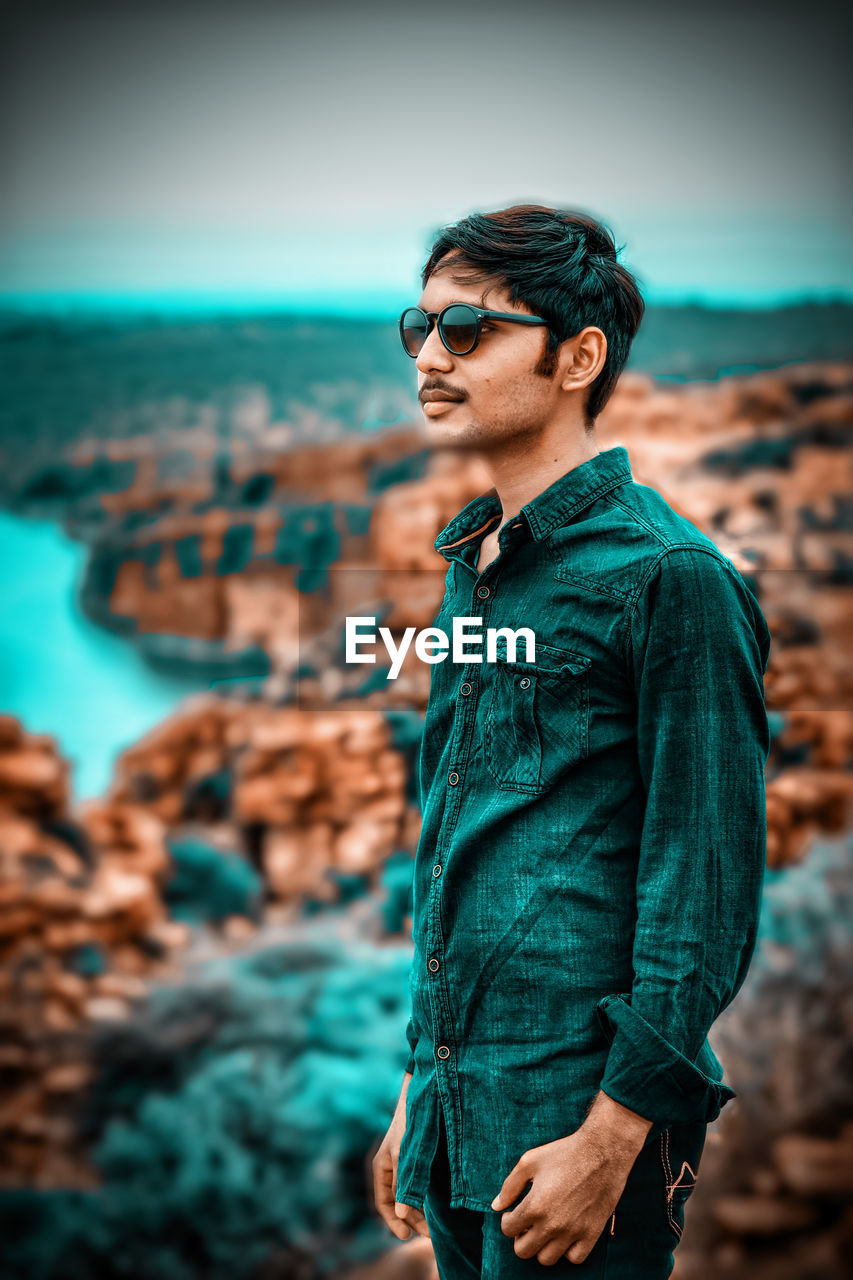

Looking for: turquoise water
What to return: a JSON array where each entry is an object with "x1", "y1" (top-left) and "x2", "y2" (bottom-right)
[{"x1": 0, "y1": 512, "x2": 210, "y2": 799}]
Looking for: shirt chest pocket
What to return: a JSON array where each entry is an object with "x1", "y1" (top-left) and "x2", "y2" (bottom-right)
[{"x1": 484, "y1": 642, "x2": 592, "y2": 793}]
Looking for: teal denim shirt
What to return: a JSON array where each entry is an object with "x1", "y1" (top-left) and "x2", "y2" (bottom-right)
[{"x1": 395, "y1": 445, "x2": 772, "y2": 1213}]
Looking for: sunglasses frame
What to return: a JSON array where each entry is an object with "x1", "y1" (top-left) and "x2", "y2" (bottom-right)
[{"x1": 399, "y1": 304, "x2": 550, "y2": 357}]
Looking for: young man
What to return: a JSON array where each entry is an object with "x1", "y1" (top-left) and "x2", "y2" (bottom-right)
[{"x1": 372, "y1": 205, "x2": 771, "y2": 1277}]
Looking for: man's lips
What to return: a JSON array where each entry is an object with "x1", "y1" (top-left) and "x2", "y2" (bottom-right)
[
  {"x1": 421, "y1": 391, "x2": 464, "y2": 416},
  {"x1": 422, "y1": 396, "x2": 463, "y2": 416}
]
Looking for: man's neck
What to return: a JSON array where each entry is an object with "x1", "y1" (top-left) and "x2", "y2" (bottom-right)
[{"x1": 483, "y1": 433, "x2": 600, "y2": 530}]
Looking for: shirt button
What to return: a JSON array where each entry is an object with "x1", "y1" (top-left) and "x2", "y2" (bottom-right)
[
  {"x1": 432, "y1": 863, "x2": 442, "y2": 877},
  {"x1": 477, "y1": 585, "x2": 490, "y2": 599},
  {"x1": 428, "y1": 958, "x2": 440, "y2": 972},
  {"x1": 519, "y1": 677, "x2": 531, "y2": 689},
  {"x1": 448, "y1": 771, "x2": 459, "y2": 786},
  {"x1": 437, "y1": 1045, "x2": 450, "y2": 1059},
  {"x1": 460, "y1": 682, "x2": 472, "y2": 696}
]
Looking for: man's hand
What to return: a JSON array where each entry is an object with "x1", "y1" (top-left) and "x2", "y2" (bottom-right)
[
  {"x1": 490, "y1": 1091, "x2": 652, "y2": 1266},
  {"x1": 371, "y1": 1072, "x2": 431, "y2": 1242}
]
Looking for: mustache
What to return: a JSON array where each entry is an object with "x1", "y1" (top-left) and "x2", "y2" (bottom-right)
[{"x1": 419, "y1": 384, "x2": 466, "y2": 403}]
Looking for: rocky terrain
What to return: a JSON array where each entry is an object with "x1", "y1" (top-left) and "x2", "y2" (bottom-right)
[{"x1": 0, "y1": 354, "x2": 851, "y2": 1278}]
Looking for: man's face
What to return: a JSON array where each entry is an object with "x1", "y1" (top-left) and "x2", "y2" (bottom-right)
[{"x1": 414, "y1": 260, "x2": 562, "y2": 452}]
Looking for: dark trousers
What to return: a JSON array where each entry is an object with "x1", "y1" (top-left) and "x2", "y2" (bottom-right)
[{"x1": 423, "y1": 1107, "x2": 706, "y2": 1279}]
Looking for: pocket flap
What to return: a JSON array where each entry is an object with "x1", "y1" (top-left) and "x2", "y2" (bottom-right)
[
  {"x1": 533, "y1": 643, "x2": 592, "y2": 677},
  {"x1": 488, "y1": 635, "x2": 592, "y2": 677}
]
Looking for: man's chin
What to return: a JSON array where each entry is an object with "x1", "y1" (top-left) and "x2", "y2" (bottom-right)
[
  {"x1": 421, "y1": 409, "x2": 474, "y2": 447},
  {"x1": 420, "y1": 412, "x2": 481, "y2": 448}
]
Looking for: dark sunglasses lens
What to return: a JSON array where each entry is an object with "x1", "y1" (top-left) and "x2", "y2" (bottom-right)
[
  {"x1": 439, "y1": 305, "x2": 479, "y2": 353},
  {"x1": 401, "y1": 308, "x2": 428, "y2": 356}
]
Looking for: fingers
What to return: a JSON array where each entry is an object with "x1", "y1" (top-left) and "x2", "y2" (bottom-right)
[
  {"x1": 501, "y1": 1210, "x2": 599, "y2": 1264},
  {"x1": 564, "y1": 1238, "x2": 594, "y2": 1264},
  {"x1": 530, "y1": 1236, "x2": 577, "y2": 1267},
  {"x1": 562, "y1": 1213, "x2": 607, "y2": 1264},
  {"x1": 396, "y1": 1201, "x2": 431, "y2": 1239},
  {"x1": 490, "y1": 1156, "x2": 533, "y2": 1213},
  {"x1": 511, "y1": 1228, "x2": 591, "y2": 1266},
  {"x1": 372, "y1": 1143, "x2": 431, "y2": 1241},
  {"x1": 496, "y1": 1202, "x2": 536, "y2": 1240},
  {"x1": 373, "y1": 1148, "x2": 412, "y2": 1241}
]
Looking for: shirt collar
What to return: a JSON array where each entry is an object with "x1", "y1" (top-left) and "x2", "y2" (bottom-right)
[{"x1": 434, "y1": 445, "x2": 634, "y2": 558}]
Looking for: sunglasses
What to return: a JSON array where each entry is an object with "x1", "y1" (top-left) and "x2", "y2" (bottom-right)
[{"x1": 399, "y1": 304, "x2": 550, "y2": 357}]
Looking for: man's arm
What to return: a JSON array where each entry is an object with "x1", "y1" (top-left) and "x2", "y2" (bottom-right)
[{"x1": 593, "y1": 546, "x2": 772, "y2": 1138}]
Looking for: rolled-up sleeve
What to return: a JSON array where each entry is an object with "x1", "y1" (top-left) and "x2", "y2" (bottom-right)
[{"x1": 596, "y1": 547, "x2": 772, "y2": 1133}]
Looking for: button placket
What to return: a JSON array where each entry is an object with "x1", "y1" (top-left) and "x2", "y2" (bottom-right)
[
  {"x1": 426, "y1": 848, "x2": 457, "y2": 1154},
  {"x1": 421, "y1": 557, "x2": 495, "y2": 1207}
]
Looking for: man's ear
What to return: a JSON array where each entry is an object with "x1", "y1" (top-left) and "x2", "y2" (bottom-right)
[{"x1": 560, "y1": 326, "x2": 607, "y2": 393}]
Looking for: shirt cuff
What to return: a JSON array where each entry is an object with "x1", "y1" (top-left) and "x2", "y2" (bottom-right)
[{"x1": 595, "y1": 993, "x2": 736, "y2": 1132}]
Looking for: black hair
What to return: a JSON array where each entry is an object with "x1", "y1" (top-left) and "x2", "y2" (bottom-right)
[{"x1": 421, "y1": 204, "x2": 646, "y2": 430}]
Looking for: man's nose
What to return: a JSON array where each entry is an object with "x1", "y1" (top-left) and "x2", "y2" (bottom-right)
[{"x1": 415, "y1": 324, "x2": 454, "y2": 374}]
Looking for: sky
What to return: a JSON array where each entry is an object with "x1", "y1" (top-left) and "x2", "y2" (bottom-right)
[{"x1": 1, "y1": 0, "x2": 850, "y2": 311}]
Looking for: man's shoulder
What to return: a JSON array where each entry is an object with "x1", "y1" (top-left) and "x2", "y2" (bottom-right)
[
  {"x1": 609, "y1": 485, "x2": 771, "y2": 667},
  {"x1": 547, "y1": 475, "x2": 735, "y2": 597},
  {"x1": 606, "y1": 477, "x2": 727, "y2": 560}
]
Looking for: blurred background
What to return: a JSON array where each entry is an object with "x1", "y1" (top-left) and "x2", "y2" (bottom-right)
[{"x1": 0, "y1": 1, "x2": 851, "y2": 1277}]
